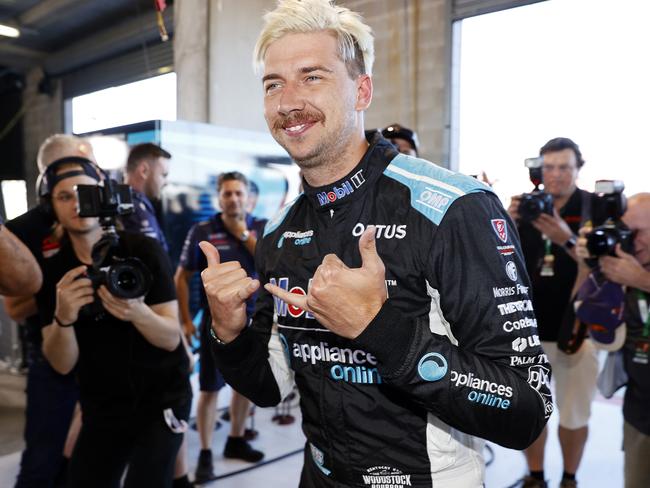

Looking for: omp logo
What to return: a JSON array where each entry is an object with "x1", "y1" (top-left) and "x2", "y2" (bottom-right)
[
  {"x1": 352, "y1": 223, "x2": 407, "y2": 239},
  {"x1": 268, "y1": 277, "x2": 315, "y2": 319},
  {"x1": 277, "y1": 230, "x2": 314, "y2": 248},
  {"x1": 417, "y1": 353, "x2": 448, "y2": 382},
  {"x1": 417, "y1": 187, "x2": 451, "y2": 213},
  {"x1": 497, "y1": 299, "x2": 534, "y2": 315},
  {"x1": 503, "y1": 316, "x2": 537, "y2": 333},
  {"x1": 316, "y1": 170, "x2": 365, "y2": 206},
  {"x1": 512, "y1": 334, "x2": 541, "y2": 352}
]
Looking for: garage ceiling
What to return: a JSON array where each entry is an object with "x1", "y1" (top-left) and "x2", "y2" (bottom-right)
[{"x1": 0, "y1": 0, "x2": 173, "y2": 75}]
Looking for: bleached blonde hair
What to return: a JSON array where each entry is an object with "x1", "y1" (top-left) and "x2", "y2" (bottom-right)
[
  {"x1": 253, "y1": 0, "x2": 375, "y2": 78},
  {"x1": 36, "y1": 134, "x2": 96, "y2": 172}
]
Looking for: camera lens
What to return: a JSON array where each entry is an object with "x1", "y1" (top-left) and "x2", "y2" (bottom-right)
[
  {"x1": 519, "y1": 195, "x2": 543, "y2": 222},
  {"x1": 106, "y1": 259, "x2": 152, "y2": 299},
  {"x1": 586, "y1": 228, "x2": 617, "y2": 257}
]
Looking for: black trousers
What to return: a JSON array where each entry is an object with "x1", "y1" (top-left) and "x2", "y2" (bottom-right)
[{"x1": 68, "y1": 401, "x2": 190, "y2": 488}]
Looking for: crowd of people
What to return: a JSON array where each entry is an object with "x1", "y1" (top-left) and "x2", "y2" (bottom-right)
[{"x1": 0, "y1": 1, "x2": 647, "y2": 488}]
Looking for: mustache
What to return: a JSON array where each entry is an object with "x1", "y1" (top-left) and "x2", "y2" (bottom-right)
[{"x1": 272, "y1": 110, "x2": 324, "y2": 131}]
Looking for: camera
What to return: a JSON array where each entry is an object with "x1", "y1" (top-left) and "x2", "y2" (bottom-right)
[
  {"x1": 518, "y1": 157, "x2": 554, "y2": 222},
  {"x1": 585, "y1": 180, "x2": 633, "y2": 258},
  {"x1": 75, "y1": 179, "x2": 152, "y2": 315}
]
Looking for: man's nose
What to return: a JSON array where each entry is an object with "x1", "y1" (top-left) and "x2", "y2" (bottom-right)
[{"x1": 277, "y1": 82, "x2": 305, "y2": 115}]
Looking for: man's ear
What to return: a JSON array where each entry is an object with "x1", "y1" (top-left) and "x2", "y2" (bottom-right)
[
  {"x1": 137, "y1": 161, "x2": 150, "y2": 179},
  {"x1": 355, "y1": 74, "x2": 373, "y2": 111}
]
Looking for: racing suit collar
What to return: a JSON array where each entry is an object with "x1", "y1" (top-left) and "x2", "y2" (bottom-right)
[{"x1": 302, "y1": 131, "x2": 398, "y2": 211}]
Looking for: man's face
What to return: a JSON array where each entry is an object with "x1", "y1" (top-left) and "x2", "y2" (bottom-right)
[
  {"x1": 218, "y1": 180, "x2": 248, "y2": 219},
  {"x1": 144, "y1": 157, "x2": 169, "y2": 200},
  {"x1": 541, "y1": 148, "x2": 579, "y2": 198},
  {"x1": 622, "y1": 200, "x2": 650, "y2": 267},
  {"x1": 391, "y1": 138, "x2": 417, "y2": 157},
  {"x1": 51, "y1": 170, "x2": 100, "y2": 235},
  {"x1": 262, "y1": 31, "x2": 369, "y2": 169}
]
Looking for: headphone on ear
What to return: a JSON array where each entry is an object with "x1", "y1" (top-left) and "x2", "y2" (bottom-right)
[{"x1": 38, "y1": 156, "x2": 101, "y2": 219}]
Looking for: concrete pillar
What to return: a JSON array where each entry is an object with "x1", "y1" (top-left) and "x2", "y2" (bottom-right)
[{"x1": 174, "y1": 0, "x2": 210, "y2": 122}]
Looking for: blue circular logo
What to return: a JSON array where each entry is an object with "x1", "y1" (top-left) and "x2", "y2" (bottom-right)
[{"x1": 418, "y1": 353, "x2": 448, "y2": 382}]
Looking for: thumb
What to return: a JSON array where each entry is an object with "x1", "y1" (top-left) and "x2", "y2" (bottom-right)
[
  {"x1": 615, "y1": 244, "x2": 631, "y2": 260},
  {"x1": 199, "y1": 241, "x2": 221, "y2": 267},
  {"x1": 359, "y1": 225, "x2": 381, "y2": 270}
]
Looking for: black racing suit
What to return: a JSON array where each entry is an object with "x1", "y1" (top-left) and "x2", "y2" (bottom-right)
[{"x1": 212, "y1": 134, "x2": 553, "y2": 487}]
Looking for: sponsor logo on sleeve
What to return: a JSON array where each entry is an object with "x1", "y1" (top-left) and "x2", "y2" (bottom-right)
[
  {"x1": 502, "y1": 316, "x2": 537, "y2": 333},
  {"x1": 527, "y1": 365, "x2": 554, "y2": 418},
  {"x1": 497, "y1": 244, "x2": 516, "y2": 256},
  {"x1": 417, "y1": 353, "x2": 448, "y2": 382},
  {"x1": 417, "y1": 188, "x2": 452, "y2": 213},
  {"x1": 491, "y1": 219, "x2": 508, "y2": 243},
  {"x1": 512, "y1": 334, "x2": 541, "y2": 352},
  {"x1": 493, "y1": 284, "x2": 529, "y2": 298},
  {"x1": 450, "y1": 370, "x2": 513, "y2": 410},
  {"x1": 316, "y1": 170, "x2": 365, "y2": 206},
  {"x1": 497, "y1": 299, "x2": 534, "y2": 315},
  {"x1": 510, "y1": 353, "x2": 548, "y2": 366},
  {"x1": 505, "y1": 261, "x2": 518, "y2": 282},
  {"x1": 363, "y1": 466, "x2": 412, "y2": 487}
]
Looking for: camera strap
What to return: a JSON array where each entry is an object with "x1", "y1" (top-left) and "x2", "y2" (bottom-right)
[
  {"x1": 633, "y1": 289, "x2": 650, "y2": 365},
  {"x1": 540, "y1": 237, "x2": 555, "y2": 277}
]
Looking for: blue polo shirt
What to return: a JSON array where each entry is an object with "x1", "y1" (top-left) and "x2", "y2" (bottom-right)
[
  {"x1": 121, "y1": 190, "x2": 168, "y2": 252},
  {"x1": 179, "y1": 213, "x2": 267, "y2": 315}
]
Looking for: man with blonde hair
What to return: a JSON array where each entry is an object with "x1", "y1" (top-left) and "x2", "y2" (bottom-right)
[{"x1": 199, "y1": 1, "x2": 553, "y2": 486}]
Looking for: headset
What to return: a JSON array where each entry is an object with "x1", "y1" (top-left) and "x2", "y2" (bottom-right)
[{"x1": 38, "y1": 156, "x2": 102, "y2": 219}]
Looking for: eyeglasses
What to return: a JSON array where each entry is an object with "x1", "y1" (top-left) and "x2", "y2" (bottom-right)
[
  {"x1": 542, "y1": 164, "x2": 575, "y2": 174},
  {"x1": 52, "y1": 192, "x2": 77, "y2": 203}
]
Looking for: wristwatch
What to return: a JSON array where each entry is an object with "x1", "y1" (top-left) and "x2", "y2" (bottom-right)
[
  {"x1": 240, "y1": 230, "x2": 251, "y2": 242},
  {"x1": 564, "y1": 235, "x2": 577, "y2": 250}
]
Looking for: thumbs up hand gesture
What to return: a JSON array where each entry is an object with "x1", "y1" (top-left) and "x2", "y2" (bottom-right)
[
  {"x1": 265, "y1": 226, "x2": 387, "y2": 339},
  {"x1": 199, "y1": 241, "x2": 260, "y2": 343}
]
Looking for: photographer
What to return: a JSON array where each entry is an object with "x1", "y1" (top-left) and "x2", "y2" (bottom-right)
[
  {"x1": 38, "y1": 158, "x2": 191, "y2": 488},
  {"x1": 507, "y1": 137, "x2": 598, "y2": 488},
  {"x1": 576, "y1": 193, "x2": 650, "y2": 488}
]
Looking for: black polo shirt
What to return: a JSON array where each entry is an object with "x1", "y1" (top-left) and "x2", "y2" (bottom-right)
[
  {"x1": 518, "y1": 188, "x2": 589, "y2": 341},
  {"x1": 36, "y1": 231, "x2": 191, "y2": 420}
]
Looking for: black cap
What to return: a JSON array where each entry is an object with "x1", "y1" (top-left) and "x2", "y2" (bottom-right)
[{"x1": 381, "y1": 123, "x2": 419, "y2": 152}]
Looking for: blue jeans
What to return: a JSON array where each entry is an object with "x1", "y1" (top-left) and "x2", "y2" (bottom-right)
[{"x1": 15, "y1": 356, "x2": 79, "y2": 488}]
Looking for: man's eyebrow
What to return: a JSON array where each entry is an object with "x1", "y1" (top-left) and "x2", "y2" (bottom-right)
[{"x1": 262, "y1": 66, "x2": 333, "y2": 83}]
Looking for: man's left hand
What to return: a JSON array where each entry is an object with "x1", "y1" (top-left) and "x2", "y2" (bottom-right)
[
  {"x1": 98, "y1": 285, "x2": 150, "y2": 323},
  {"x1": 264, "y1": 226, "x2": 387, "y2": 339},
  {"x1": 532, "y1": 208, "x2": 573, "y2": 246},
  {"x1": 600, "y1": 245, "x2": 647, "y2": 288}
]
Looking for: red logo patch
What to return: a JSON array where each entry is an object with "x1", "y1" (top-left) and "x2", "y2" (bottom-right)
[{"x1": 491, "y1": 219, "x2": 508, "y2": 243}]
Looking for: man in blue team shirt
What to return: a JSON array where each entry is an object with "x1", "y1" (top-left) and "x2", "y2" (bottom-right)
[
  {"x1": 175, "y1": 171, "x2": 267, "y2": 483},
  {"x1": 122, "y1": 143, "x2": 170, "y2": 251}
]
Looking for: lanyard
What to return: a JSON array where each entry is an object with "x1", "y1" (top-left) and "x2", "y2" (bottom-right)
[{"x1": 636, "y1": 289, "x2": 650, "y2": 338}]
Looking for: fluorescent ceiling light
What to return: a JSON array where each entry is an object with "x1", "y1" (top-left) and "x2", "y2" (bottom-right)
[{"x1": 0, "y1": 24, "x2": 20, "y2": 38}]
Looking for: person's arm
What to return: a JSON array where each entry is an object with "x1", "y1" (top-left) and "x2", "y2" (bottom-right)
[
  {"x1": 0, "y1": 225, "x2": 42, "y2": 296},
  {"x1": 97, "y1": 288, "x2": 180, "y2": 351},
  {"x1": 4, "y1": 295, "x2": 38, "y2": 322},
  {"x1": 201, "y1": 241, "x2": 294, "y2": 407},
  {"x1": 174, "y1": 267, "x2": 196, "y2": 338},
  {"x1": 42, "y1": 265, "x2": 94, "y2": 374},
  {"x1": 353, "y1": 193, "x2": 551, "y2": 450}
]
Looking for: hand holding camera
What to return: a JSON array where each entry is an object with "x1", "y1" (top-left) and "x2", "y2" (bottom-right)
[
  {"x1": 96, "y1": 285, "x2": 149, "y2": 323},
  {"x1": 54, "y1": 265, "x2": 95, "y2": 326}
]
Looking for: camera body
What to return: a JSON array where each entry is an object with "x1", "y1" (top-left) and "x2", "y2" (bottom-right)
[
  {"x1": 586, "y1": 180, "x2": 633, "y2": 258},
  {"x1": 518, "y1": 157, "x2": 554, "y2": 222},
  {"x1": 75, "y1": 179, "x2": 152, "y2": 317}
]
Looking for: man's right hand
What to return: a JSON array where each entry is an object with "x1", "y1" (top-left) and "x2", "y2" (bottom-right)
[
  {"x1": 576, "y1": 225, "x2": 593, "y2": 260},
  {"x1": 199, "y1": 241, "x2": 260, "y2": 343},
  {"x1": 507, "y1": 195, "x2": 522, "y2": 221},
  {"x1": 54, "y1": 265, "x2": 95, "y2": 325}
]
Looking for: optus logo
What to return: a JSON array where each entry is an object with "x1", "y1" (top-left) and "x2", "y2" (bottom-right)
[{"x1": 417, "y1": 353, "x2": 448, "y2": 382}]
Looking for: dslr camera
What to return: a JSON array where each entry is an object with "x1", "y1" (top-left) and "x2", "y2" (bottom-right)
[
  {"x1": 518, "y1": 157, "x2": 554, "y2": 222},
  {"x1": 585, "y1": 180, "x2": 633, "y2": 258},
  {"x1": 76, "y1": 179, "x2": 152, "y2": 315}
]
